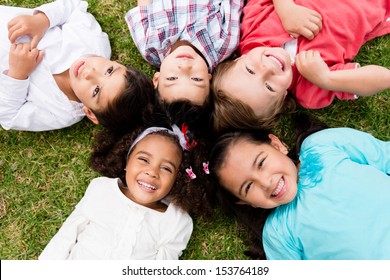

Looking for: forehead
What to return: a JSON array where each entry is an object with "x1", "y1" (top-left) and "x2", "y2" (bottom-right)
[
  {"x1": 132, "y1": 134, "x2": 182, "y2": 156},
  {"x1": 158, "y1": 80, "x2": 210, "y2": 106}
]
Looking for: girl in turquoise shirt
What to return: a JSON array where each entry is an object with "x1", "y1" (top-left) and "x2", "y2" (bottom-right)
[{"x1": 209, "y1": 114, "x2": 390, "y2": 259}]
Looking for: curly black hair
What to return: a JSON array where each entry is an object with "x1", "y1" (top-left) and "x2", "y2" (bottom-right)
[{"x1": 89, "y1": 124, "x2": 216, "y2": 218}]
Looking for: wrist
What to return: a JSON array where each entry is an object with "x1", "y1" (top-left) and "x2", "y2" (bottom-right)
[
  {"x1": 7, "y1": 69, "x2": 28, "y2": 80},
  {"x1": 34, "y1": 11, "x2": 50, "y2": 30}
]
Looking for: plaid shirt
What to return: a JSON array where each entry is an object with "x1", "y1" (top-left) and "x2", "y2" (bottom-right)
[{"x1": 125, "y1": 0, "x2": 243, "y2": 71}]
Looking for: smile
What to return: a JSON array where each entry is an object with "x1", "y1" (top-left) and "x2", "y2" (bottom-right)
[
  {"x1": 271, "y1": 177, "x2": 285, "y2": 197},
  {"x1": 266, "y1": 55, "x2": 284, "y2": 71},
  {"x1": 137, "y1": 180, "x2": 157, "y2": 191},
  {"x1": 73, "y1": 61, "x2": 85, "y2": 78}
]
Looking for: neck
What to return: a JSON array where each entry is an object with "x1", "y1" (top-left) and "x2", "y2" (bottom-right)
[{"x1": 53, "y1": 70, "x2": 80, "y2": 102}]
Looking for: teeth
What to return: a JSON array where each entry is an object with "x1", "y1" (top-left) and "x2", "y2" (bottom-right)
[
  {"x1": 268, "y1": 55, "x2": 283, "y2": 69},
  {"x1": 271, "y1": 178, "x2": 284, "y2": 196},
  {"x1": 138, "y1": 181, "x2": 157, "y2": 190}
]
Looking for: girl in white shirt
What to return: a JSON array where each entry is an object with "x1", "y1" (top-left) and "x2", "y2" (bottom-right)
[
  {"x1": 0, "y1": 0, "x2": 153, "y2": 132},
  {"x1": 39, "y1": 122, "x2": 215, "y2": 259}
]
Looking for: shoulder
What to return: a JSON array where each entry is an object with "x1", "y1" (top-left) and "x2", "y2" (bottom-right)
[
  {"x1": 84, "y1": 177, "x2": 119, "y2": 196},
  {"x1": 164, "y1": 202, "x2": 193, "y2": 227},
  {"x1": 301, "y1": 128, "x2": 359, "y2": 149}
]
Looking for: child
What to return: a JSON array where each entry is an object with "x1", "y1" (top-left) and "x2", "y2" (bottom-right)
[
  {"x1": 39, "y1": 122, "x2": 212, "y2": 259},
  {"x1": 209, "y1": 114, "x2": 390, "y2": 259},
  {"x1": 211, "y1": 0, "x2": 390, "y2": 133},
  {"x1": 0, "y1": 0, "x2": 154, "y2": 133},
  {"x1": 125, "y1": 0, "x2": 243, "y2": 108}
]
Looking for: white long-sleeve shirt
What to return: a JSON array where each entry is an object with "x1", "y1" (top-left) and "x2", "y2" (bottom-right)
[
  {"x1": 0, "y1": 0, "x2": 111, "y2": 131},
  {"x1": 39, "y1": 177, "x2": 193, "y2": 260}
]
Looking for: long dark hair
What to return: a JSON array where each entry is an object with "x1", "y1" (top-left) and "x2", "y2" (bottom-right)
[{"x1": 209, "y1": 112, "x2": 328, "y2": 259}]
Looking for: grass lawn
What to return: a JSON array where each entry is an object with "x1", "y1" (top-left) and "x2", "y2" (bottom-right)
[{"x1": 0, "y1": 0, "x2": 389, "y2": 260}]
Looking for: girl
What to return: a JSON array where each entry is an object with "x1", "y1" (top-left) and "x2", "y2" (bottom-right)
[
  {"x1": 126, "y1": 0, "x2": 243, "y2": 132},
  {"x1": 39, "y1": 122, "x2": 212, "y2": 259},
  {"x1": 209, "y1": 114, "x2": 390, "y2": 259},
  {"x1": 0, "y1": 0, "x2": 153, "y2": 133},
  {"x1": 211, "y1": 0, "x2": 390, "y2": 133}
]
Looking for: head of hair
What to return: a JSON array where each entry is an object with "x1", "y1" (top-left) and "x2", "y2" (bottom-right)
[
  {"x1": 153, "y1": 95, "x2": 214, "y2": 141},
  {"x1": 211, "y1": 60, "x2": 296, "y2": 136},
  {"x1": 209, "y1": 112, "x2": 329, "y2": 259},
  {"x1": 91, "y1": 66, "x2": 155, "y2": 136},
  {"x1": 90, "y1": 111, "x2": 216, "y2": 218}
]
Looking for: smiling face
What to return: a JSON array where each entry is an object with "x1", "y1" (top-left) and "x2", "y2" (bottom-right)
[
  {"x1": 69, "y1": 55, "x2": 127, "y2": 113},
  {"x1": 124, "y1": 134, "x2": 182, "y2": 209},
  {"x1": 220, "y1": 47, "x2": 293, "y2": 117},
  {"x1": 153, "y1": 45, "x2": 212, "y2": 106},
  {"x1": 218, "y1": 134, "x2": 298, "y2": 209}
]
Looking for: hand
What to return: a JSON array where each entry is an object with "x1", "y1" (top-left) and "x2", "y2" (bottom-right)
[
  {"x1": 8, "y1": 13, "x2": 50, "y2": 49},
  {"x1": 278, "y1": 4, "x2": 322, "y2": 40},
  {"x1": 7, "y1": 42, "x2": 45, "y2": 80},
  {"x1": 137, "y1": 0, "x2": 152, "y2": 6},
  {"x1": 295, "y1": 50, "x2": 330, "y2": 88}
]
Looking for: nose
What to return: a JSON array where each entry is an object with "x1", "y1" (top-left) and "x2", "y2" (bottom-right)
[
  {"x1": 255, "y1": 171, "x2": 272, "y2": 190},
  {"x1": 145, "y1": 167, "x2": 158, "y2": 178},
  {"x1": 82, "y1": 66, "x2": 96, "y2": 80},
  {"x1": 259, "y1": 62, "x2": 275, "y2": 78},
  {"x1": 178, "y1": 61, "x2": 192, "y2": 71}
]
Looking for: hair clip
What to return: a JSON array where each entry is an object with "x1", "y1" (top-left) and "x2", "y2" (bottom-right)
[
  {"x1": 181, "y1": 123, "x2": 198, "y2": 150},
  {"x1": 186, "y1": 166, "x2": 196, "y2": 179},
  {"x1": 202, "y1": 162, "x2": 210, "y2": 174}
]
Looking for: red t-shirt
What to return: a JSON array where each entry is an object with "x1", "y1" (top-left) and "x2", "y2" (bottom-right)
[{"x1": 239, "y1": 0, "x2": 390, "y2": 108}]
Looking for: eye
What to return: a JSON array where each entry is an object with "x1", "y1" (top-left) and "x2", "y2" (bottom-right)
[
  {"x1": 245, "y1": 182, "x2": 253, "y2": 194},
  {"x1": 105, "y1": 66, "x2": 114, "y2": 75},
  {"x1": 93, "y1": 86, "x2": 100, "y2": 97},
  {"x1": 161, "y1": 166, "x2": 173, "y2": 173},
  {"x1": 191, "y1": 77, "x2": 203, "y2": 82},
  {"x1": 166, "y1": 77, "x2": 177, "y2": 81},
  {"x1": 246, "y1": 66, "x2": 255, "y2": 75},
  {"x1": 265, "y1": 83, "x2": 274, "y2": 92},
  {"x1": 258, "y1": 157, "x2": 266, "y2": 168},
  {"x1": 138, "y1": 157, "x2": 148, "y2": 163}
]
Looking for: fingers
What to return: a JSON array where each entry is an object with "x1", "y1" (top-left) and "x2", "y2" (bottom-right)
[
  {"x1": 8, "y1": 23, "x2": 23, "y2": 43},
  {"x1": 31, "y1": 36, "x2": 40, "y2": 49}
]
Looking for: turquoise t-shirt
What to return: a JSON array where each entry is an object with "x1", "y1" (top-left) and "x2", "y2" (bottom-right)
[{"x1": 263, "y1": 128, "x2": 390, "y2": 259}]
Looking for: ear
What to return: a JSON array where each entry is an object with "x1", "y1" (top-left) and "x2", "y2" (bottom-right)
[
  {"x1": 208, "y1": 73, "x2": 212, "y2": 80},
  {"x1": 83, "y1": 106, "x2": 99, "y2": 125},
  {"x1": 152, "y1": 72, "x2": 160, "y2": 89},
  {"x1": 268, "y1": 134, "x2": 288, "y2": 155}
]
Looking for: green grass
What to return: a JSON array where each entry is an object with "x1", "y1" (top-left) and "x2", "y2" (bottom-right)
[{"x1": 0, "y1": 0, "x2": 389, "y2": 260}]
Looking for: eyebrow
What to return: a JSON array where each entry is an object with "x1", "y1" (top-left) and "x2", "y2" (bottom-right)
[
  {"x1": 136, "y1": 151, "x2": 178, "y2": 171},
  {"x1": 238, "y1": 152, "x2": 262, "y2": 196}
]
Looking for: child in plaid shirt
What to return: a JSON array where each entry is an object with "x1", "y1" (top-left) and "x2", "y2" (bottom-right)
[{"x1": 126, "y1": 0, "x2": 243, "y2": 110}]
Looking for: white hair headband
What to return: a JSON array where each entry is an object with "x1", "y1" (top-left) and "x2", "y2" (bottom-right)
[{"x1": 127, "y1": 124, "x2": 187, "y2": 158}]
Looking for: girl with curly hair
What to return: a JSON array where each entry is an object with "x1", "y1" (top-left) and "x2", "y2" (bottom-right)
[{"x1": 39, "y1": 122, "x2": 213, "y2": 260}]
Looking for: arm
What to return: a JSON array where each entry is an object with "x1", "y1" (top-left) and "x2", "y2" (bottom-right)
[
  {"x1": 39, "y1": 205, "x2": 89, "y2": 259},
  {"x1": 273, "y1": 0, "x2": 322, "y2": 40},
  {"x1": 296, "y1": 50, "x2": 390, "y2": 96},
  {"x1": 304, "y1": 128, "x2": 390, "y2": 174}
]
